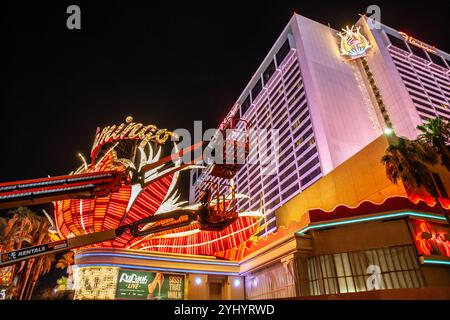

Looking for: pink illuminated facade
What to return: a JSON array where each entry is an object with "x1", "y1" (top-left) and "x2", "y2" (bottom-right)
[
  {"x1": 190, "y1": 13, "x2": 450, "y2": 235},
  {"x1": 359, "y1": 19, "x2": 450, "y2": 139}
]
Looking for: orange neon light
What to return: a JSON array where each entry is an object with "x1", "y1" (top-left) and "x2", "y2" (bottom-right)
[
  {"x1": 53, "y1": 120, "x2": 261, "y2": 259},
  {"x1": 291, "y1": 194, "x2": 450, "y2": 217},
  {"x1": 398, "y1": 32, "x2": 437, "y2": 54},
  {"x1": 412, "y1": 220, "x2": 450, "y2": 257}
]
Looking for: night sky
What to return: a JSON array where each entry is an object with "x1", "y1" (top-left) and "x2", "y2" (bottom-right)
[
  {"x1": 1, "y1": 1, "x2": 449, "y2": 184},
  {"x1": 1, "y1": 0, "x2": 449, "y2": 296}
]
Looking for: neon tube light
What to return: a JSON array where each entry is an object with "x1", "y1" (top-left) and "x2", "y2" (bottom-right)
[
  {"x1": 75, "y1": 263, "x2": 240, "y2": 276},
  {"x1": 422, "y1": 259, "x2": 450, "y2": 266},
  {"x1": 76, "y1": 252, "x2": 240, "y2": 266},
  {"x1": 296, "y1": 211, "x2": 446, "y2": 235}
]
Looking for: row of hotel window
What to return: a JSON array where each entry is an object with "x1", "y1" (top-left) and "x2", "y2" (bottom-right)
[
  {"x1": 235, "y1": 60, "x2": 321, "y2": 214},
  {"x1": 236, "y1": 66, "x2": 319, "y2": 232},
  {"x1": 390, "y1": 52, "x2": 450, "y2": 100},
  {"x1": 386, "y1": 33, "x2": 450, "y2": 69},
  {"x1": 193, "y1": 45, "x2": 298, "y2": 193},
  {"x1": 389, "y1": 49, "x2": 450, "y2": 122},
  {"x1": 240, "y1": 38, "x2": 293, "y2": 117}
]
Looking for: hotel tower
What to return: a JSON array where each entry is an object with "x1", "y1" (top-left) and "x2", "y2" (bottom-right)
[{"x1": 189, "y1": 13, "x2": 450, "y2": 235}]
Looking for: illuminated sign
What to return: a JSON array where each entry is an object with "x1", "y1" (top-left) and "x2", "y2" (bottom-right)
[
  {"x1": 1, "y1": 240, "x2": 68, "y2": 264},
  {"x1": 91, "y1": 116, "x2": 174, "y2": 158},
  {"x1": 115, "y1": 269, "x2": 184, "y2": 300},
  {"x1": 0, "y1": 266, "x2": 13, "y2": 285},
  {"x1": 398, "y1": 32, "x2": 437, "y2": 54},
  {"x1": 338, "y1": 25, "x2": 372, "y2": 59},
  {"x1": 73, "y1": 266, "x2": 119, "y2": 300},
  {"x1": 411, "y1": 220, "x2": 450, "y2": 257},
  {"x1": 54, "y1": 115, "x2": 262, "y2": 258}
]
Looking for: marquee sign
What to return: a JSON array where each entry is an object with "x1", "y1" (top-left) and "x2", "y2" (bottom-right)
[
  {"x1": 91, "y1": 116, "x2": 174, "y2": 159},
  {"x1": 115, "y1": 269, "x2": 184, "y2": 300},
  {"x1": 338, "y1": 25, "x2": 372, "y2": 59},
  {"x1": 411, "y1": 220, "x2": 450, "y2": 258}
]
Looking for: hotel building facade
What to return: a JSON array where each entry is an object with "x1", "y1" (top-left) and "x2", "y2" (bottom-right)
[
  {"x1": 70, "y1": 13, "x2": 450, "y2": 300},
  {"x1": 190, "y1": 14, "x2": 450, "y2": 236}
]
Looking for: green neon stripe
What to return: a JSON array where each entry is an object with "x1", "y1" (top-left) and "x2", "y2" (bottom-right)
[
  {"x1": 296, "y1": 211, "x2": 445, "y2": 235},
  {"x1": 423, "y1": 259, "x2": 450, "y2": 266}
]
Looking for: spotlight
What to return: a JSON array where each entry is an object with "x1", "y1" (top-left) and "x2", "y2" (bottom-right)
[
  {"x1": 194, "y1": 277, "x2": 202, "y2": 285},
  {"x1": 233, "y1": 279, "x2": 241, "y2": 288},
  {"x1": 384, "y1": 127, "x2": 394, "y2": 135}
]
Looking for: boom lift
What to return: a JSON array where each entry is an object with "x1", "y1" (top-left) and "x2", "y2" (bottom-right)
[{"x1": 0, "y1": 119, "x2": 252, "y2": 267}]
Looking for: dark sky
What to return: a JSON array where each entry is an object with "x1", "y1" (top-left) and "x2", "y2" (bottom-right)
[{"x1": 1, "y1": 0, "x2": 449, "y2": 186}]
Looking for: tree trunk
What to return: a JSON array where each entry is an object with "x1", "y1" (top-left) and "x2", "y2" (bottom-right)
[
  {"x1": 25, "y1": 263, "x2": 37, "y2": 300},
  {"x1": 20, "y1": 228, "x2": 47, "y2": 300},
  {"x1": 27, "y1": 259, "x2": 43, "y2": 300},
  {"x1": 27, "y1": 280, "x2": 37, "y2": 300},
  {"x1": 19, "y1": 259, "x2": 34, "y2": 300}
]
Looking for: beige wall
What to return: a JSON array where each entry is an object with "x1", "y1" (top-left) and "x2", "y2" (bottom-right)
[
  {"x1": 186, "y1": 274, "x2": 209, "y2": 300},
  {"x1": 311, "y1": 219, "x2": 413, "y2": 255},
  {"x1": 227, "y1": 276, "x2": 245, "y2": 300},
  {"x1": 186, "y1": 274, "x2": 244, "y2": 300}
]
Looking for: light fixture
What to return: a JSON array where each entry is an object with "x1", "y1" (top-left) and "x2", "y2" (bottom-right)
[
  {"x1": 194, "y1": 277, "x2": 202, "y2": 285},
  {"x1": 233, "y1": 279, "x2": 241, "y2": 288},
  {"x1": 383, "y1": 127, "x2": 394, "y2": 135}
]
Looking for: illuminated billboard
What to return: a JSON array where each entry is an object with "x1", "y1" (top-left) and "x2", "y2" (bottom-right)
[
  {"x1": 73, "y1": 266, "x2": 185, "y2": 300},
  {"x1": 116, "y1": 269, "x2": 184, "y2": 300}
]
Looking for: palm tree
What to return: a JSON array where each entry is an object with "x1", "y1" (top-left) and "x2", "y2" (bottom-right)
[
  {"x1": 381, "y1": 137, "x2": 450, "y2": 225},
  {"x1": 55, "y1": 251, "x2": 74, "y2": 270},
  {"x1": 0, "y1": 208, "x2": 34, "y2": 299},
  {"x1": 26, "y1": 253, "x2": 54, "y2": 300},
  {"x1": 20, "y1": 219, "x2": 56, "y2": 300},
  {"x1": 417, "y1": 117, "x2": 450, "y2": 172},
  {"x1": 55, "y1": 251, "x2": 75, "y2": 290},
  {"x1": 0, "y1": 207, "x2": 55, "y2": 300}
]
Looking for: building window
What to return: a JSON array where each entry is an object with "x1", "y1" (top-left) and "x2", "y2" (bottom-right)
[
  {"x1": 251, "y1": 79, "x2": 263, "y2": 101},
  {"x1": 245, "y1": 260, "x2": 296, "y2": 300},
  {"x1": 263, "y1": 60, "x2": 276, "y2": 84},
  {"x1": 386, "y1": 33, "x2": 409, "y2": 52},
  {"x1": 241, "y1": 96, "x2": 251, "y2": 116},
  {"x1": 307, "y1": 245, "x2": 425, "y2": 296},
  {"x1": 299, "y1": 157, "x2": 320, "y2": 177},
  {"x1": 428, "y1": 52, "x2": 448, "y2": 68},
  {"x1": 409, "y1": 44, "x2": 429, "y2": 61},
  {"x1": 300, "y1": 167, "x2": 321, "y2": 186},
  {"x1": 295, "y1": 129, "x2": 314, "y2": 148},
  {"x1": 276, "y1": 39, "x2": 291, "y2": 66}
]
